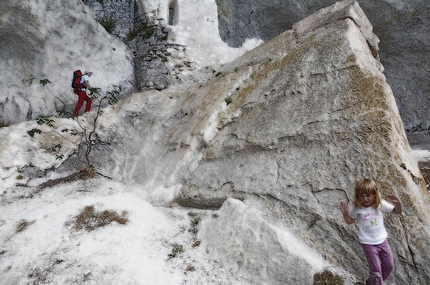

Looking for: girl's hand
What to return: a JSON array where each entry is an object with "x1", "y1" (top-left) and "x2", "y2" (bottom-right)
[
  {"x1": 387, "y1": 194, "x2": 403, "y2": 214},
  {"x1": 339, "y1": 201, "x2": 349, "y2": 215},
  {"x1": 387, "y1": 194, "x2": 401, "y2": 204},
  {"x1": 339, "y1": 201, "x2": 355, "y2": 224}
]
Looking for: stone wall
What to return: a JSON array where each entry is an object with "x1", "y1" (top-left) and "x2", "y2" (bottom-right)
[
  {"x1": 129, "y1": 15, "x2": 198, "y2": 91},
  {"x1": 83, "y1": 0, "x2": 135, "y2": 40},
  {"x1": 83, "y1": 0, "x2": 201, "y2": 92}
]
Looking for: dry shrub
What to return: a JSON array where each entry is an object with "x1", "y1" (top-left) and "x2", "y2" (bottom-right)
[
  {"x1": 313, "y1": 269, "x2": 344, "y2": 285},
  {"x1": 69, "y1": 205, "x2": 128, "y2": 231}
]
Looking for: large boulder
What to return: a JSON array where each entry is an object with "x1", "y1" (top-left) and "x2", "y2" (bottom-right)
[
  {"x1": 0, "y1": 0, "x2": 134, "y2": 124},
  {"x1": 215, "y1": 0, "x2": 430, "y2": 131}
]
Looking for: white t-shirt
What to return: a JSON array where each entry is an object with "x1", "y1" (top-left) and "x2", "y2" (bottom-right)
[
  {"x1": 80, "y1": 74, "x2": 90, "y2": 91},
  {"x1": 349, "y1": 200, "x2": 394, "y2": 245}
]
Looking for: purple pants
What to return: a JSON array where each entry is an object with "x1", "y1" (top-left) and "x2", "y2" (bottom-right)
[{"x1": 361, "y1": 239, "x2": 394, "y2": 285}]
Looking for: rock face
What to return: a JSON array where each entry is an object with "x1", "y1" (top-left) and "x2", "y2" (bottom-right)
[
  {"x1": 67, "y1": 1, "x2": 427, "y2": 283},
  {"x1": 0, "y1": 0, "x2": 134, "y2": 124},
  {"x1": 215, "y1": 0, "x2": 430, "y2": 131},
  {"x1": 1, "y1": 0, "x2": 429, "y2": 284}
]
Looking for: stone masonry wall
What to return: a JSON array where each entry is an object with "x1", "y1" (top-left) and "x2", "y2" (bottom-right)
[
  {"x1": 83, "y1": 0, "x2": 200, "y2": 92},
  {"x1": 83, "y1": 0, "x2": 135, "y2": 40}
]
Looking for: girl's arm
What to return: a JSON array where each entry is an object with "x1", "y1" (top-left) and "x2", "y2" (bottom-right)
[
  {"x1": 340, "y1": 201, "x2": 356, "y2": 224},
  {"x1": 387, "y1": 194, "x2": 402, "y2": 214}
]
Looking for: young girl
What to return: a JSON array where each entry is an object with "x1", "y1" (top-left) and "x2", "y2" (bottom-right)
[{"x1": 340, "y1": 178, "x2": 402, "y2": 285}]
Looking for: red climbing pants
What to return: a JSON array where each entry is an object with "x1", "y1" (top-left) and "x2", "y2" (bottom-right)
[{"x1": 73, "y1": 90, "x2": 92, "y2": 116}]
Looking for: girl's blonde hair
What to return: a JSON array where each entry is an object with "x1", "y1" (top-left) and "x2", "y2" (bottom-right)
[{"x1": 353, "y1": 178, "x2": 381, "y2": 209}]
